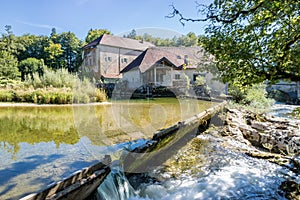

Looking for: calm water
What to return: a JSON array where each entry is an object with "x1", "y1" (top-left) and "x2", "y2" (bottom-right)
[{"x1": 0, "y1": 98, "x2": 214, "y2": 199}]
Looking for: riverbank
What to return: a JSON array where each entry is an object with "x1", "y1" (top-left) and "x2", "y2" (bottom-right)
[{"x1": 0, "y1": 101, "x2": 112, "y2": 107}]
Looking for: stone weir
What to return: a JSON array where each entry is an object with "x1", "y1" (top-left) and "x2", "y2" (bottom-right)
[{"x1": 122, "y1": 101, "x2": 227, "y2": 174}]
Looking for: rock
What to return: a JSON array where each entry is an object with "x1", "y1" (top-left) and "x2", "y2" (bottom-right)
[
  {"x1": 279, "y1": 180, "x2": 300, "y2": 200},
  {"x1": 223, "y1": 107, "x2": 300, "y2": 155},
  {"x1": 250, "y1": 121, "x2": 270, "y2": 131}
]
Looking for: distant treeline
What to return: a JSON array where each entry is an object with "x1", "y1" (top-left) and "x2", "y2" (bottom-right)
[{"x1": 123, "y1": 29, "x2": 204, "y2": 47}]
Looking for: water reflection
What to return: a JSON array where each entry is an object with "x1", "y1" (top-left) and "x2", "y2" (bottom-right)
[{"x1": 0, "y1": 106, "x2": 79, "y2": 156}]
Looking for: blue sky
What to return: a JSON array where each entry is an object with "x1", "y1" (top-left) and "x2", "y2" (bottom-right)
[{"x1": 0, "y1": 0, "x2": 212, "y2": 40}]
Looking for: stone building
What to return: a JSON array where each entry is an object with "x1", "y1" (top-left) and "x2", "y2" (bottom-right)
[{"x1": 81, "y1": 34, "x2": 154, "y2": 82}]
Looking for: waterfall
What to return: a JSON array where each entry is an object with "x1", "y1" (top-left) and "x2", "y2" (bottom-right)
[{"x1": 96, "y1": 164, "x2": 136, "y2": 200}]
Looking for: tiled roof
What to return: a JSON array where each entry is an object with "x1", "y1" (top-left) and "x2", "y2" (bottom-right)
[
  {"x1": 121, "y1": 47, "x2": 185, "y2": 73},
  {"x1": 160, "y1": 46, "x2": 212, "y2": 68},
  {"x1": 83, "y1": 34, "x2": 154, "y2": 51}
]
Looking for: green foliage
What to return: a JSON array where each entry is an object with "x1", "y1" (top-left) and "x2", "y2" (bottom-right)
[
  {"x1": 0, "y1": 84, "x2": 107, "y2": 104},
  {"x1": 18, "y1": 57, "x2": 44, "y2": 80},
  {"x1": 0, "y1": 87, "x2": 73, "y2": 104},
  {"x1": 194, "y1": 76, "x2": 206, "y2": 86},
  {"x1": 26, "y1": 67, "x2": 75, "y2": 88},
  {"x1": 72, "y1": 78, "x2": 107, "y2": 103},
  {"x1": 229, "y1": 83, "x2": 274, "y2": 110},
  {"x1": 170, "y1": 1, "x2": 300, "y2": 85},
  {"x1": 0, "y1": 50, "x2": 20, "y2": 80},
  {"x1": 0, "y1": 25, "x2": 25, "y2": 55},
  {"x1": 44, "y1": 42, "x2": 63, "y2": 68},
  {"x1": 228, "y1": 85, "x2": 245, "y2": 103},
  {"x1": 0, "y1": 66, "x2": 106, "y2": 104},
  {"x1": 53, "y1": 32, "x2": 82, "y2": 72},
  {"x1": 292, "y1": 108, "x2": 300, "y2": 119},
  {"x1": 0, "y1": 78, "x2": 23, "y2": 89},
  {"x1": 16, "y1": 34, "x2": 50, "y2": 62},
  {"x1": 203, "y1": 0, "x2": 300, "y2": 84},
  {"x1": 85, "y1": 29, "x2": 111, "y2": 44},
  {"x1": 0, "y1": 89, "x2": 14, "y2": 102},
  {"x1": 124, "y1": 29, "x2": 201, "y2": 47},
  {"x1": 243, "y1": 84, "x2": 275, "y2": 109}
]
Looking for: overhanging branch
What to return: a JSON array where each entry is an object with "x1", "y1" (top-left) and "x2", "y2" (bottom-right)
[{"x1": 167, "y1": 0, "x2": 267, "y2": 24}]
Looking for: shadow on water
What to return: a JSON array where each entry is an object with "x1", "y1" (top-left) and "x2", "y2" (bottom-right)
[
  {"x1": 0, "y1": 154, "x2": 64, "y2": 198},
  {"x1": 0, "y1": 153, "x2": 103, "y2": 200}
]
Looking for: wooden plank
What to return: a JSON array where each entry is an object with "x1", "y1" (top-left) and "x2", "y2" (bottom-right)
[{"x1": 20, "y1": 155, "x2": 111, "y2": 200}]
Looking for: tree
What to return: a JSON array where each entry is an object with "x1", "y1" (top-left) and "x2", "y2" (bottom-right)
[
  {"x1": 0, "y1": 50, "x2": 20, "y2": 80},
  {"x1": 17, "y1": 34, "x2": 50, "y2": 62},
  {"x1": 0, "y1": 26, "x2": 22, "y2": 80},
  {"x1": 168, "y1": 0, "x2": 300, "y2": 86},
  {"x1": 18, "y1": 58, "x2": 44, "y2": 80},
  {"x1": 44, "y1": 42, "x2": 63, "y2": 69},
  {"x1": 0, "y1": 25, "x2": 24, "y2": 55},
  {"x1": 55, "y1": 32, "x2": 82, "y2": 72},
  {"x1": 176, "y1": 32, "x2": 199, "y2": 46},
  {"x1": 85, "y1": 29, "x2": 111, "y2": 44},
  {"x1": 124, "y1": 29, "x2": 143, "y2": 40}
]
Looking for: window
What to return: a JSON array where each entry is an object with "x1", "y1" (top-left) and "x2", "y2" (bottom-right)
[
  {"x1": 175, "y1": 74, "x2": 181, "y2": 80},
  {"x1": 121, "y1": 58, "x2": 128, "y2": 63},
  {"x1": 105, "y1": 56, "x2": 112, "y2": 62}
]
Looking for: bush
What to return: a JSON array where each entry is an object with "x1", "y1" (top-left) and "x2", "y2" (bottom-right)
[
  {"x1": 26, "y1": 67, "x2": 76, "y2": 89},
  {"x1": 94, "y1": 88, "x2": 107, "y2": 102},
  {"x1": 0, "y1": 67, "x2": 107, "y2": 104},
  {"x1": 229, "y1": 83, "x2": 274, "y2": 110},
  {"x1": 0, "y1": 89, "x2": 14, "y2": 102},
  {"x1": 243, "y1": 84, "x2": 275, "y2": 109}
]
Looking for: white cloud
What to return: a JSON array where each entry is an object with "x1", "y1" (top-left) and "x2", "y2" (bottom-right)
[{"x1": 16, "y1": 20, "x2": 62, "y2": 31}]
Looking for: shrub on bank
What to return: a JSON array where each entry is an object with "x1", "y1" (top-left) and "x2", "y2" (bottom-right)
[
  {"x1": 228, "y1": 83, "x2": 275, "y2": 111},
  {"x1": 0, "y1": 67, "x2": 107, "y2": 104},
  {"x1": 0, "y1": 87, "x2": 107, "y2": 104},
  {"x1": 0, "y1": 89, "x2": 14, "y2": 102}
]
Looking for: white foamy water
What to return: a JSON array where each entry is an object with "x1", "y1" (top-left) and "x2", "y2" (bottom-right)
[
  {"x1": 97, "y1": 135, "x2": 298, "y2": 200},
  {"x1": 132, "y1": 147, "x2": 295, "y2": 199}
]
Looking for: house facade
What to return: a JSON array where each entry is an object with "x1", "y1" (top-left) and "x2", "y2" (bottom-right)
[
  {"x1": 82, "y1": 34, "x2": 154, "y2": 81},
  {"x1": 121, "y1": 47, "x2": 206, "y2": 89},
  {"x1": 82, "y1": 35, "x2": 225, "y2": 96}
]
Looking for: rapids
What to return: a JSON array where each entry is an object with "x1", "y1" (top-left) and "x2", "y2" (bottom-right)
[{"x1": 95, "y1": 104, "x2": 300, "y2": 200}]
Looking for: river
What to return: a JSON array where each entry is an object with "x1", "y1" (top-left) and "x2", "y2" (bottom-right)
[
  {"x1": 0, "y1": 98, "x2": 215, "y2": 200},
  {"x1": 95, "y1": 103, "x2": 300, "y2": 200}
]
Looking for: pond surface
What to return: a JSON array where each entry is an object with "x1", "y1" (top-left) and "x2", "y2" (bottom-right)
[{"x1": 0, "y1": 98, "x2": 215, "y2": 200}]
